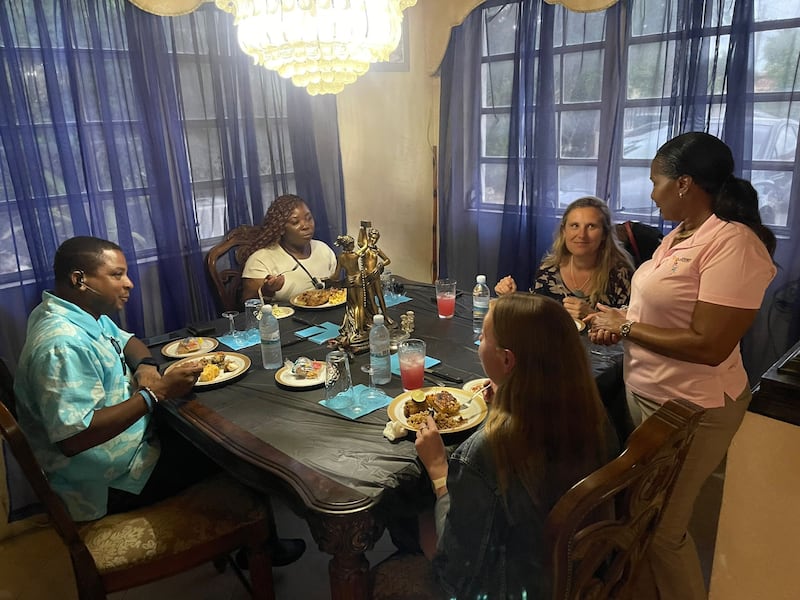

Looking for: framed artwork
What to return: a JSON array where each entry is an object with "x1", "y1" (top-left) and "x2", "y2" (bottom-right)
[{"x1": 373, "y1": 17, "x2": 410, "y2": 72}]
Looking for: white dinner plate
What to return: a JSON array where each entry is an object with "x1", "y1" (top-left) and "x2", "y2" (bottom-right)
[
  {"x1": 272, "y1": 306, "x2": 295, "y2": 319},
  {"x1": 290, "y1": 289, "x2": 347, "y2": 309},
  {"x1": 462, "y1": 378, "x2": 490, "y2": 395},
  {"x1": 387, "y1": 386, "x2": 488, "y2": 434},
  {"x1": 161, "y1": 337, "x2": 219, "y2": 358},
  {"x1": 163, "y1": 352, "x2": 251, "y2": 387},
  {"x1": 274, "y1": 364, "x2": 327, "y2": 389}
]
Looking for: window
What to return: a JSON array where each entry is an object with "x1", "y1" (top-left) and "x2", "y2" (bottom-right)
[
  {"x1": 478, "y1": 0, "x2": 800, "y2": 229},
  {"x1": 0, "y1": 2, "x2": 295, "y2": 278}
]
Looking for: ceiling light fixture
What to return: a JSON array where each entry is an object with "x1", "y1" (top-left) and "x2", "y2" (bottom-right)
[{"x1": 215, "y1": 0, "x2": 417, "y2": 95}]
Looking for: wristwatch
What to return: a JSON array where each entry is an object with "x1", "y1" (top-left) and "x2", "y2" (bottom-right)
[{"x1": 620, "y1": 320, "x2": 634, "y2": 338}]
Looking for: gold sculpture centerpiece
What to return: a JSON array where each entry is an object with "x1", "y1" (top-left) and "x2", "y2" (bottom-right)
[{"x1": 327, "y1": 221, "x2": 394, "y2": 352}]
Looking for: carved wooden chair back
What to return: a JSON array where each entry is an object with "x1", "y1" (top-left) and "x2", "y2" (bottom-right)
[
  {"x1": 206, "y1": 225, "x2": 262, "y2": 313},
  {"x1": 0, "y1": 358, "x2": 275, "y2": 600},
  {"x1": 545, "y1": 398, "x2": 704, "y2": 600}
]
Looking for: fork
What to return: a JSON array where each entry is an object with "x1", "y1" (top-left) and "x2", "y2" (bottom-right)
[
  {"x1": 460, "y1": 383, "x2": 491, "y2": 410},
  {"x1": 275, "y1": 264, "x2": 299, "y2": 277}
]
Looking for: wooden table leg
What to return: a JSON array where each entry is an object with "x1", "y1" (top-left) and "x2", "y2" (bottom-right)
[{"x1": 308, "y1": 511, "x2": 384, "y2": 600}]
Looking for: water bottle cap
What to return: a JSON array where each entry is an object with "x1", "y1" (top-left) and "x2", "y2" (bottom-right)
[
  {"x1": 373, "y1": 314, "x2": 385, "y2": 325},
  {"x1": 476, "y1": 275, "x2": 486, "y2": 284},
  {"x1": 261, "y1": 304, "x2": 273, "y2": 313}
]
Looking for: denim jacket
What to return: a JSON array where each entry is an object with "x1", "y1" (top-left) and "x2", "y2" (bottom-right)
[{"x1": 432, "y1": 428, "x2": 548, "y2": 600}]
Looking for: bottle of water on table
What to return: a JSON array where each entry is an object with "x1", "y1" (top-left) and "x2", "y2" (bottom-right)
[
  {"x1": 369, "y1": 314, "x2": 391, "y2": 385},
  {"x1": 259, "y1": 304, "x2": 282, "y2": 369},
  {"x1": 472, "y1": 274, "x2": 490, "y2": 334}
]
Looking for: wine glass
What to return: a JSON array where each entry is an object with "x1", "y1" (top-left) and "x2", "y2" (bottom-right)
[
  {"x1": 360, "y1": 364, "x2": 389, "y2": 407},
  {"x1": 222, "y1": 310, "x2": 240, "y2": 338}
]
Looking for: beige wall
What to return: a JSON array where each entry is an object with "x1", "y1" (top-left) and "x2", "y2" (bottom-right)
[{"x1": 336, "y1": 0, "x2": 483, "y2": 283}]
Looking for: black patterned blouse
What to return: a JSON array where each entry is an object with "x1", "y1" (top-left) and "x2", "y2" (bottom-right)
[{"x1": 530, "y1": 262, "x2": 632, "y2": 308}]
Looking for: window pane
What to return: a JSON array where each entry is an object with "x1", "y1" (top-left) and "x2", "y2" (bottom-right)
[
  {"x1": 752, "y1": 170, "x2": 792, "y2": 227},
  {"x1": 481, "y1": 163, "x2": 507, "y2": 205},
  {"x1": 482, "y1": 114, "x2": 510, "y2": 158},
  {"x1": 563, "y1": 50, "x2": 604, "y2": 103},
  {"x1": 0, "y1": 205, "x2": 32, "y2": 274},
  {"x1": 754, "y1": 29, "x2": 800, "y2": 93},
  {"x1": 622, "y1": 112, "x2": 670, "y2": 159},
  {"x1": 482, "y1": 60, "x2": 514, "y2": 108},
  {"x1": 560, "y1": 111, "x2": 600, "y2": 159},
  {"x1": 755, "y1": 0, "x2": 800, "y2": 22},
  {"x1": 619, "y1": 166, "x2": 655, "y2": 214},
  {"x1": 558, "y1": 166, "x2": 596, "y2": 208},
  {"x1": 751, "y1": 106, "x2": 799, "y2": 161},
  {"x1": 564, "y1": 10, "x2": 605, "y2": 45},
  {"x1": 484, "y1": 4, "x2": 519, "y2": 56},
  {"x1": 627, "y1": 42, "x2": 675, "y2": 99},
  {"x1": 630, "y1": 0, "x2": 679, "y2": 37}
]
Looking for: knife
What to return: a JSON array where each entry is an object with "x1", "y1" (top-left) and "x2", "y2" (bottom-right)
[
  {"x1": 424, "y1": 368, "x2": 464, "y2": 384},
  {"x1": 292, "y1": 316, "x2": 317, "y2": 327}
]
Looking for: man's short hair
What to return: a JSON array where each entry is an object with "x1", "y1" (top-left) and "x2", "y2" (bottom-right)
[{"x1": 53, "y1": 236, "x2": 122, "y2": 284}]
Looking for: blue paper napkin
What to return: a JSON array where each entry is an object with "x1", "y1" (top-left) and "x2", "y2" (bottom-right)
[
  {"x1": 389, "y1": 354, "x2": 441, "y2": 376},
  {"x1": 294, "y1": 325, "x2": 325, "y2": 338},
  {"x1": 384, "y1": 294, "x2": 413, "y2": 308},
  {"x1": 218, "y1": 330, "x2": 258, "y2": 351},
  {"x1": 319, "y1": 384, "x2": 393, "y2": 419}
]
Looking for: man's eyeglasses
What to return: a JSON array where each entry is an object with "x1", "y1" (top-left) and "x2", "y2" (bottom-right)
[{"x1": 107, "y1": 336, "x2": 126, "y2": 376}]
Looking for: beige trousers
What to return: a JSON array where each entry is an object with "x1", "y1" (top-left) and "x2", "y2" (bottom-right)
[{"x1": 626, "y1": 386, "x2": 751, "y2": 600}]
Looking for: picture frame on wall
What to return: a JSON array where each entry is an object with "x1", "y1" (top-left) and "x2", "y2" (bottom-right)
[{"x1": 373, "y1": 17, "x2": 410, "y2": 72}]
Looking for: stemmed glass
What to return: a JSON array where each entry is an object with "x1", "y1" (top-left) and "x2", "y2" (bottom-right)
[
  {"x1": 222, "y1": 310, "x2": 240, "y2": 338},
  {"x1": 360, "y1": 364, "x2": 389, "y2": 408}
]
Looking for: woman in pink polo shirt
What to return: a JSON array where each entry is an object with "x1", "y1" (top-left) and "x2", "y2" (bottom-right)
[{"x1": 589, "y1": 132, "x2": 776, "y2": 600}]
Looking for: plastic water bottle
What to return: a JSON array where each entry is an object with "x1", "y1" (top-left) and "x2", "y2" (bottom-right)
[
  {"x1": 369, "y1": 314, "x2": 392, "y2": 385},
  {"x1": 259, "y1": 304, "x2": 282, "y2": 369},
  {"x1": 472, "y1": 275, "x2": 490, "y2": 334}
]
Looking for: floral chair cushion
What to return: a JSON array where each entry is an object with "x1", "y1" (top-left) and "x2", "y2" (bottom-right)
[
  {"x1": 79, "y1": 473, "x2": 268, "y2": 573},
  {"x1": 370, "y1": 553, "x2": 444, "y2": 600}
]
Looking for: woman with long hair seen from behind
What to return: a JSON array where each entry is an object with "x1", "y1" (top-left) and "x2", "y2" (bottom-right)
[
  {"x1": 590, "y1": 132, "x2": 777, "y2": 600},
  {"x1": 241, "y1": 194, "x2": 337, "y2": 303},
  {"x1": 415, "y1": 293, "x2": 609, "y2": 598},
  {"x1": 495, "y1": 196, "x2": 634, "y2": 320}
]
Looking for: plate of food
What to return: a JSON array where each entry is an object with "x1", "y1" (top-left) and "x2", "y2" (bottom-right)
[
  {"x1": 274, "y1": 357, "x2": 326, "y2": 389},
  {"x1": 290, "y1": 288, "x2": 347, "y2": 309},
  {"x1": 462, "y1": 378, "x2": 490, "y2": 396},
  {"x1": 272, "y1": 305, "x2": 295, "y2": 319},
  {"x1": 387, "y1": 387, "x2": 488, "y2": 434},
  {"x1": 161, "y1": 336, "x2": 219, "y2": 358},
  {"x1": 574, "y1": 318, "x2": 587, "y2": 333},
  {"x1": 163, "y1": 352, "x2": 250, "y2": 387}
]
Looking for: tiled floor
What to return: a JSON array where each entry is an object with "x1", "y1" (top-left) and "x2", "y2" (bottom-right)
[{"x1": 108, "y1": 460, "x2": 726, "y2": 599}]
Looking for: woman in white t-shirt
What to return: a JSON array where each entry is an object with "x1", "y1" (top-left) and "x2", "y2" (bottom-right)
[{"x1": 242, "y1": 195, "x2": 337, "y2": 303}]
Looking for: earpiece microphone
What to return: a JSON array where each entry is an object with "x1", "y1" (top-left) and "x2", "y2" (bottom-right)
[{"x1": 75, "y1": 271, "x2": 103, "y2": 296}]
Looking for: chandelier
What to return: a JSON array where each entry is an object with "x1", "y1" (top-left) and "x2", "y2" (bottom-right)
[{"x1": 215, "y1": 0, "x2": 417, "y2": 96}]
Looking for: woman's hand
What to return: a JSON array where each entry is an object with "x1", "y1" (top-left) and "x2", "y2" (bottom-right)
[
  {"x1": 562, "y1": 296, "x2": 592, "y2": 320},
  {"x1": 262, "y1": 274, "x2": 286, "y2": 294},
  {"x1": 494, "y1": 276, "x2": 517, "y2": 296},
  {"x1": 415, "y1": 415, "x2": 448, "y2": 481},
  {"x1": 587, "y1": 303, "x2": 626, "y2": 345}
]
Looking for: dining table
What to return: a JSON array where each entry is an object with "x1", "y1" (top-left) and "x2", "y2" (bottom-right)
[{"x1": 151, "y1": 282, "x2": 626, "y2": 600}]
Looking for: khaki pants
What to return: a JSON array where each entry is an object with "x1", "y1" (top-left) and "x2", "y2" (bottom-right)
[{"x1": 626, "y1": 386, "x2": 751, "y2": 600}]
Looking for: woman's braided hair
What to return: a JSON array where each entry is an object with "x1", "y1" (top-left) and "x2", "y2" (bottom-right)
[{"x1": 243, "y1": 194, "x2": 306, "y2": 260}]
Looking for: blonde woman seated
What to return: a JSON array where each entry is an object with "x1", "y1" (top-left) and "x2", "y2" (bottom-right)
[
  {"x1": 414, "y1": 294, "x2": 609, "y2": 598},
  {"x1": 495, "y1": 196, "x2": 633, "y2": 319},
  {"x1": 241, "y1": 194, "x2": 337, "y2": 303}
]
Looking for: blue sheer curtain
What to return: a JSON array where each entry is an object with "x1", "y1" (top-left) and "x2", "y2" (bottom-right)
[
  {"x1": 0, "y1": 0, "x2": 345, "y2": 364},
  {"x1": 438, "y1": 0, "x2": 800, "y2": 378}
]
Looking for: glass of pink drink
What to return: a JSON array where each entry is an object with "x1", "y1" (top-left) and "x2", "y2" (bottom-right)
[
  {"x1": 435, "y1": 279, "x2": 457, "y2": 319},
  {"x1": 398, "y1": 339, "x2": 426, "y2": 391}
]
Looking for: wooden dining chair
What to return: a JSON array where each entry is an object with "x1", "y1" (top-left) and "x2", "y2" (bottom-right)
[
  {"x1": 206, "y1": 224, "x2": 262, "y2": 312},
  {"x1": 0, "y1": 370, "x2": 275, "y2": 600},
  {"x1": 545, "y1": 397, "x2": 704, "y2": 600}
]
